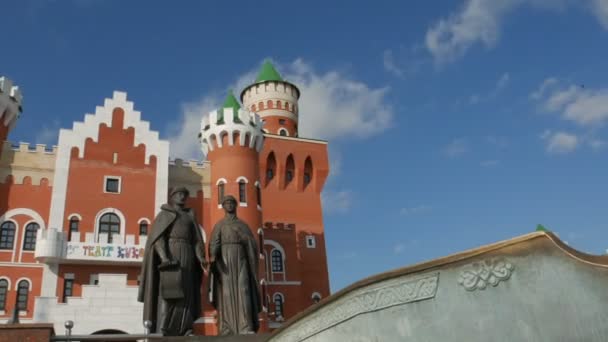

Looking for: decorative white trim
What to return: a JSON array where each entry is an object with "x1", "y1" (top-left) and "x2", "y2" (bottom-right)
[
  {"x1": 103, "y1": 175, "x2": 122, "y2": 194},
  {"x1": 263, "y1": 133, "x2": 328, "y2": 145},
  {"x1": 311, "y1": 292, "x2": 322, "y2": 300},
  {"x1": 93, "y1": 208, "x2": 126, "y2": 244},
  {"x1": 200, "y1": 108, "x2": 264, "y2": 155},
  {"x1": 67, "y1": 213, "x2": 82, "y2": 221},
  {"x1": 64, "y1": 273, "x2": 75, "y2": 280},
  {"x1": 0, "y1": 262, "x2": 43, "y2": 268},
  {"x1": 137, "y1": 217, "x2": 151, "y2": 225},
  {"x1": 49, "y1": 91, "x2": 169, "y2": 235},
  {"x1": 268, "y1": 280, "x2": 302, "y2": 286},
  {"x1": 216, "y1": 178, "x2": 227, "y2": 185},
  {"x1": 0, "y1": 277, "x2": 11, "y2": 290},
  {"x1": 305, "y1": 235, "x2": 317, "y2": 248},
  {"x1": 264, "y1": 239, "x2": 285, "y2": 258},
  {"x1": 277, "y1": 128, "x2": 289, "y2": 136},
  {"x1": 0, "y1": 208, "x2": 46, "y2": 229},
  {"x1": 0, "y1": 218, "x2": 18, "y2": 261},
  {"x1": 14, "y1": 277, "x2": 32, "y2": 290},
  {"x1": 236, "y1": 176, "x2": 249, "y2": 183}
]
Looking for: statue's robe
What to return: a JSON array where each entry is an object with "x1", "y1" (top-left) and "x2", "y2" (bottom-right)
[
  {"x1": 137, "y1": 204, "x2": 206, "y2": 335},
  {"x1": 209, "y1": 215, "x2": 262, "y2": 335}
]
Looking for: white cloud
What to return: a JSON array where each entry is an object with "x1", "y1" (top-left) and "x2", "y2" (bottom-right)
[
  {"x1": 36, "y1": 119, "x2": 61, "y2": 146},
  {"x1": 383, "y1": 49, "x2": 404, "y2": 77},
  {"x1": 468, "y1": 72, "x2": 510, "y2": 104},
  {"x1": 425, "y1": 0, "x2": 603, "y2": 64},
  {"x1": 589, "y1": 139, "x2": 607, "y2": 150},
  {"x1": 399, "y1": 205, "x2": 431, "y2": 216},
  {"x1": 591, "y1": 0, "x2": 608, "y2": 29},
  {"x1": 443, "y1": 138, "x2": 469, "y2": 158},
  {"x1": 496, "y1": 72, "x2": 510, "y2": 89},
  {"x1": 284, "y1": 59, "x2": 393, "y2": 140},
  {"x1": 530, "y1": 77, "x2": 558, "y2": 100},
  {"x1": 322, "y1": 190, "x2": 353, "y2": 214},
  {"x1": 393, "y1": 243, "x2": 406, "y2": 255},
  {"x1": 166, "y1": 59, "x2": 392, "y2": 159},
  {"x1": 542, "y1": 131, "x2": 579, "y2": 154},
  {"x1": 480, "y1": 159, "x2": 500, "y2": 167},
  {"x1": 534, "y1": 80, "x2": 608, "y2": 126}
]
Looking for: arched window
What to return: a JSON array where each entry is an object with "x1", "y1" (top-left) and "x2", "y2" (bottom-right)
[
  {"x1": 285, "y1": 154, "x2": 295, "y2": 185},
  {"x1": 22, "y1": 223, "x2": 39, "y2": 251},
  {"x1": 266, "y1": 153, "x2": 276, "y2": 184},
  {"x1": 139, "y1": 222, "x2": 148, "y2": 236},
  {"x1": 17, "y1": 280, "x2": 29, "y2": 311},
  {"x1": 218, "y1": 182, "x2": 225, "y2": 205},
  {"x1": 258, "y1": 102, "x2": 264, "y2": 110},
  {"x1": 69, "y1": 216, "x2": 79, "y2": 241},
  {"x1": 239, "y1": 180, "x2": 247, "y2": 204},
  {"x1": 304, "y1": 157, "x2": 313, "y2": 188},
  {"x1": 271, "y1": 249, "x2": 284, "y2": 272},
  {"x1": 98, "y1": 213, "x2": 120, "y2": 243},
  {"x1": 267, "y1": 100, "x2": 273, "y2": 109},
  {"x1": 276, "y1": 100, "x2": 282, "y2": 109},
  {"x1": 0, "y1": 222, "x2": 16, "y2": 250},
  {"x1": 0, "y1": 279, "x2": 8, "y2": 311},
  {"x1": 273, "y1": 293, "x2": 284, "y2": 318},
  {"x1": 312, "y1": 292, "x2": 322, "y2": 304},
  {"x1": 278, "y1": 128, "x2": 288, "y2": 136}
]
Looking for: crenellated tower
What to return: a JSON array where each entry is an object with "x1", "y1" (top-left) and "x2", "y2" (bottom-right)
[
  {"x1": 0, "y1": 77, "x2": 23, "y2": 145},
  {"x1": 200, "y1": 92, "x2": 265, "y2": 235},
  {"x1": 241, "y1": 61, "x2": 300, "y2": 137}
]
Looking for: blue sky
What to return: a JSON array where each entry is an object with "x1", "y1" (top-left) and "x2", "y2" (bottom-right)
[{"x1": 2, "y1": 0, "x2": 608, "y2": 291}]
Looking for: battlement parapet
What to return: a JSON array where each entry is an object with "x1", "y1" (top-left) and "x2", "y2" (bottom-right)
[
  {"x1": 0, "y1": 77, "x2": 23, "y2": 128},
  {"x1": 200, "y1": 108, "x2": 264, "y2": 155},
  {"x1": 169, "y1": 158, "x2": 208, "y2": 169},
  {"x1": 3, "y1": 141, "x2": 58, "y2": 154},
  {"x1": 241, "y1": 81, "x2": 299, "y2": 118}
]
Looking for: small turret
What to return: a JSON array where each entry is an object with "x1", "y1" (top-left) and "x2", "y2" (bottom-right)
[
  {"x1": 200, "y1": 92, "x2": 264, "y2": 230},
  {"x1": 240, "y1": 61, "x2": 300, "y2": 137},
  {"x1": 0, "y1": 77, "x2": 23, "y2": 143}
]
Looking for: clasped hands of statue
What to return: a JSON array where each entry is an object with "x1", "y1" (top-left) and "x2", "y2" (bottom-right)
[{"x1": 157, "y1": 257, "x2": 212, "y2": 273}]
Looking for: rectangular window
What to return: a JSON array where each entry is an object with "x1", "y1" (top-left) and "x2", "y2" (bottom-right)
[
  {"x1": 69, "y1": 219, "x2": 79, "y2": 232},
  {"x1": 105, "y1": 177, "x2": 120, "y2": 193},
  {"x1": 306, "y1": 235, "x2": 316, "y2": 248},
  {"x1": 279, "y1": 119, "x2": 286, "y2": 125},
  {"x1": 63, "y1": 279, "x2": 74, "y2": 302},
  {"x1": 139, "y1": 222, "x2": 148, "y2": 235},
  {"x1": 218, "y1": 183, "x2": 225, "y2": 205},
  {"x1": 239, "y1": 182, "x2": 247, "y2": 204},
  {"x1": 256, "y1": 185, "x2": 262, "y2": 207}
]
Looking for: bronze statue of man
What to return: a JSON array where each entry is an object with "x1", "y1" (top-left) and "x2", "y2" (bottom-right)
[
  {"x1": 209, "y1": 195, "x2": 262, "y2": 335},
  {"x1": 138, "y1": 187, "x2": 207, "y2": 336}
]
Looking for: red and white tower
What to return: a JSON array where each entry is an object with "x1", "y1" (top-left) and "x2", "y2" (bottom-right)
[{"x1": 241, "y1": 61, "x2": 300, "y2": 137}]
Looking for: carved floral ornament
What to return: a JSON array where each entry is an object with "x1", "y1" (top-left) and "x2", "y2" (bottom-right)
[{"x1": 457, "y1": 258, "x2": 514, "y2": 291}]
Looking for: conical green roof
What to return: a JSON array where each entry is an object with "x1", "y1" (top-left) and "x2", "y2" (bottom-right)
[
  {"x1": 217, "y1": 91, "x2": 242, "y2": 124},
  {"x1": 256, "y1": 60, "x2": 283, "y2": 82}
]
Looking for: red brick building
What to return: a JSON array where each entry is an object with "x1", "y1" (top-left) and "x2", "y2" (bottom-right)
[{"x1": 0, "y1": 62, "x2": 331, "y2": 335}]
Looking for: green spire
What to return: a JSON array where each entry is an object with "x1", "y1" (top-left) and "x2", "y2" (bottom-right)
[
  {"x1": 256, "y1": 60, "x2": 283, "y2": 82},
  {"x1": 536, "y1": 224, "x2": 549, "y2": 232},
  {"x1": 217, "y1": 91, "x2": 242, "y2": 124},
  {"x1": 222, "y1": 91, "x2": 241, "y2": 111}
]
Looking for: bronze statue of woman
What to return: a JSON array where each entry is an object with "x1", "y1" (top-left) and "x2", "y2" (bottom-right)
[{"x1": 209, "y1": 195, "x2": 262, "y2": 335}]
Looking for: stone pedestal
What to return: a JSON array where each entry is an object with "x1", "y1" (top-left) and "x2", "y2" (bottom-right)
[{"x1": 0, "y1": 323, "x2": 55, "y2": 342}]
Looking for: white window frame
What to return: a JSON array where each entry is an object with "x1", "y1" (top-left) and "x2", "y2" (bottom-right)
[
  {"x1": 305, "y1": 235, "x2": 316, "y2": 248},
  {"x1": 103, "y1": 175, "x2": 122, "y2": 194}
]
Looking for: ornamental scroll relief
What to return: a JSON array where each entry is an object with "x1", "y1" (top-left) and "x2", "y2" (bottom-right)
[
  {"x1": 457, "y1": 258, "x2": 514, "y2": 291},
  {"x1": 276, "y1": 273, "x2": 439, "y2": 342}
]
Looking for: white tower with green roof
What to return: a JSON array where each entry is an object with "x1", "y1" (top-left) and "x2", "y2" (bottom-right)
[{"x1": 240, "y1": 61, "x2": 300, "y2": 137}]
